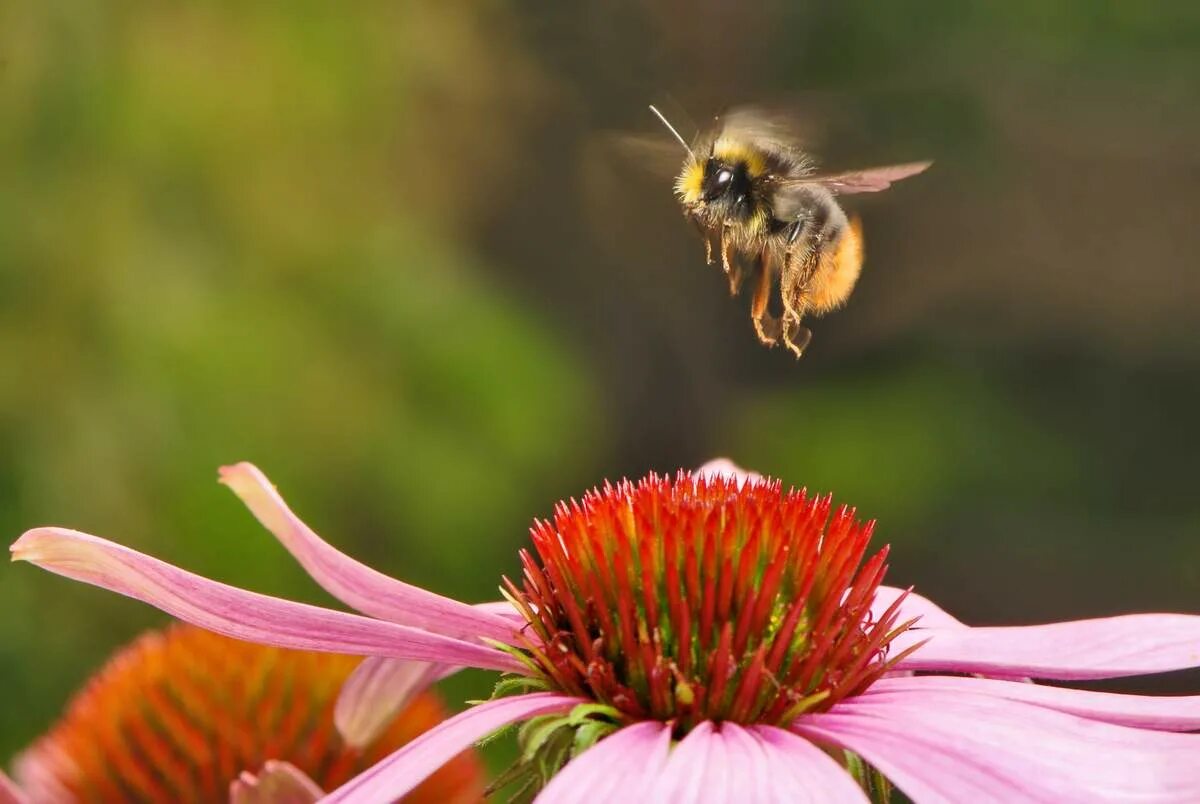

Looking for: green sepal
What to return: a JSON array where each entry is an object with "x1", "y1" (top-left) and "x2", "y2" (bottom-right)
[
  {"x1": 486, "y1": 702, "x2": 625, "y2": 801},
  {"x1": 572, "y1": 718, "x2": 617, "y2": 754},
  {"x1": 491, "y1": 674, "x2": 551, "y2": 700},
  {"x1": 475, "y1": 721, "x2": 519, "y2": 750},
  {"x1": 844, "y1": 750, "x2": 893, "y2": 804},
  {"x1": 520, "y1": 714, "x2": 571, "y2": 762},
  {"x1": 481, "y1": 638, "x2": 546, "y2": 677}
]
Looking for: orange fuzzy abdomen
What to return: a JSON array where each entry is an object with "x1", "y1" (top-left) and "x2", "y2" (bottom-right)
[{"x1": 807, "y1": 215, "x2": 864, "y2": 315}]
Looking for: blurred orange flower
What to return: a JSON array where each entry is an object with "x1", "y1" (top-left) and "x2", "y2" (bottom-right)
[{"x1": 9, "y1": 623, "x2": 482, "y2": 802}]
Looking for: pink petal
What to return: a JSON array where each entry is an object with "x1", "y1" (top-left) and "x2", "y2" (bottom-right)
[
  {"x1": 646, "y1": 721, "x2": 723, "y2": 802},
  {"x1": 534, "y1": 721, "x2": 672, "y2": 804},
  {"x1": 219, "y1": 463, "x2": 517, "y2": 643},
  {"x1": 11, "y1": 528, "x2": 521, "y2": 672},
  {"x1": 9, "y1": 751, "x2": 57, "y2": 802},
  {"x1": 867, "y1": 675, "x2": 1200, "y2": 732},
  {"x1": 321, "y1": 693, "x2": 583, "y2": 803},
  {"x1": 795, "y1": 687, "x2": 1200, "y2": 802},
  {"x1": 230, "y1": 760, "x2": 323, "y2": 804},
  {"x1": 891, "y1": 613, "x2": 1200, "y2": 679},
  {"x1": 750, "y1": 726, "x2": 871, "y2": 803},
  {"x1": 695, "y1": 458, "x2": 762, "y2": 486},
  {"x1": 0, "y1": 770, "x2": 26, "y2": 804},
  {"x1": 716, "y1": 724, "x2": 770, "y2": 803},
  {"x1": 645, "y1": 722, "x2": 867, "y2": 803},
  {"x1": 872, "y1": 585, "x2": 965, "y2": 629},
  {"x1": 334, "y1": 657, "x2": 447, "y2": 748},
  {"x1": 333, "y1": 602, "x2": 528, "y2": 745},
  {"x1": 473, "y1": 599, "x2": 525, "y2": 626}
]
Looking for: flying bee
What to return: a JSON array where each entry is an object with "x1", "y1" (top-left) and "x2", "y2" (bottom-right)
[{"x1": 650, "y1": 105, "x2": 931, "y2": 356}]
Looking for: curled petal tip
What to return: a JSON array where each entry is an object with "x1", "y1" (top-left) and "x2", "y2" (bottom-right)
[
  {"x1": 218, "y1": 464, "x2": 285, "y2": 517},
  {"x1": 214, "y1": 461, "x2": 520, "y2": 644},
  {"x1": 217, "y1": 461, "x2": 264, "y2": 487},
  {"x1": 11, "y1": 527, "x2": 59, "y2": 562},
  {"x1": 230, "y1": 760, "x2": 322, "y2": 804}
]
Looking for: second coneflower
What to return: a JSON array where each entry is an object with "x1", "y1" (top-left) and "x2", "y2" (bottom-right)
[
  {"x1": 12, "y1": 461, "x2": 1200, "y2": 802},
  {"x1": 2, "y1": 622, "x2": 482, "y2": 803}
]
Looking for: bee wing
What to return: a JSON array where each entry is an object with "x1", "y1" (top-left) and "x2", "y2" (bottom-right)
[
  {"x1": 590, "y1": 132, "x2": 687, "y2": 178},
  {"x1": 785, "y1": 161, "x2": 933, "y2": 194},
  {"x1": 617, "y1": 134, "x2": 688, "y2": 176},
  {"x1": 715, "y1": 106, "x2": 813, "y2": 158}
]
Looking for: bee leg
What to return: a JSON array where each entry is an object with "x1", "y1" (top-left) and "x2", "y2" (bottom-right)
[
  {"x1": 727, "y1": 264, "x2": 745, "y2": 297},
  {"x1": 782, "y1": 317, "x2": 813, "y2": 358},
  {"x1": 754, "y1": 314, "x2": 782, "y2": 346},
  {"x1": 786, "y1": 218, "x2": 806, "y2": 246},
  {"x1": 720, "y1": 231, "x2": 744, "y2": 296},
  {"x1": 750, "y1": 251, "x2": 780, "y2": 345},
  {"x1": 778, "y1": 247, "x2": 814, "y2": 357},
  {"x1": 779, "y1": 249, "x2": 806, "y2": 323},
  {"x1": 687, "y1": 213, "x2": 714, "y2": 265}
]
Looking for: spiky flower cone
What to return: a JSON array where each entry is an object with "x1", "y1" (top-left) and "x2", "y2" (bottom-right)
[
  {"x1": 505, "y1": 472, "x2": 917, "y2": 735},
  {"x1": 13, "y1": 623, "x2": 483, "y2": 803}
]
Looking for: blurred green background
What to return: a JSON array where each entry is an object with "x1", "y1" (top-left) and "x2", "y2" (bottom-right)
[{"x1": 3, "y1": 0, "x2": 1199, "y2": 772}]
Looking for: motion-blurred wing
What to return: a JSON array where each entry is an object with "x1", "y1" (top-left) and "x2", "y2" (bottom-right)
[
  {"x1": 717, "y1": 107, "x2": 809, "y2": 146},
  {"x1": 596, "y1": 132, "x2": 688, "y2": 179},
  {"x1": 793, "y1": 161, "x2": 932, "y2": 194},
  {"x1": 714, "y1": 106, "x2": 813, "y2": 163}
]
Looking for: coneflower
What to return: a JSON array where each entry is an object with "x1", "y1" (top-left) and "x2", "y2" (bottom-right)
[
  {"x1": 2, "y1": 622, "x2": 481, "y2": 803},
  {"x1": 12, "y1": 461, "x2": 1200, "y2": 802}
]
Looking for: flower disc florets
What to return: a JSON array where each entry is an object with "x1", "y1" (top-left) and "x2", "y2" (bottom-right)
[{"x1": 504, "y1": 472, "x2": 917, "y2": 734}]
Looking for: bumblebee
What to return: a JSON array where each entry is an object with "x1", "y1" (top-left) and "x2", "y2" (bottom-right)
[{"x1": 652, "y1": 105, "x2": 930, "y2": 356}]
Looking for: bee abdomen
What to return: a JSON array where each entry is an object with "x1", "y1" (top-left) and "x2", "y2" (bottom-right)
[{"x1": 805, "y1": 215, "x2": 864, "y2": 315}]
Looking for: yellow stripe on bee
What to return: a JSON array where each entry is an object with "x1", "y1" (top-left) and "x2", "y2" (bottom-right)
[
  {"x1": 675, "y1": 161, "x2": 705, "y2": 203},
  {"x1": 746, "y1": 207, "x2": 768, "y2": 236},
  {"x1": 712, "y1": 139, "x2": 769, "y2": 177}
]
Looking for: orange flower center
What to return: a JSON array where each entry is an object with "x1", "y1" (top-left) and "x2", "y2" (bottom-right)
[
  {"x1": 505, "y1": 473, "x2": 917, "y2": 734},
  {"x1": 14, "y1": 623, "x2": 483, "y2": 802}
]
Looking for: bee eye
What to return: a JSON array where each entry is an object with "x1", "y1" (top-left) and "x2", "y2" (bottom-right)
[{"x1": 702, "y1": 164, "x2": 736, "y2": 202}]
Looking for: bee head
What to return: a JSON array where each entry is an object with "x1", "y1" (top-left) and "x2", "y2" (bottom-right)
[
  {"x1": 675, "y1": 156, "x2": 753, "y2": 212},
  {"x1": 701, "y1": 159, "x2": 748, "y2": 204}
]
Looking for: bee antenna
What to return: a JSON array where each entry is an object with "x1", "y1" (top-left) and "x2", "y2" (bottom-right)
[{"x1": 649, "y1": 104, "x2": 695, "y2": 159}]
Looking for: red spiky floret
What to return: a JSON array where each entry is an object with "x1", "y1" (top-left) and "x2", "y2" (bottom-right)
[{"x1": 505, "y1": 472, "x2": 916, "y2": 734}]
